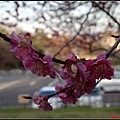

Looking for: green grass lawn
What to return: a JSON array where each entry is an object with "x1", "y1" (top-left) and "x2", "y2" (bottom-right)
[{"x1": 0, "y1": 106, "x2": 120, "y2": 118}]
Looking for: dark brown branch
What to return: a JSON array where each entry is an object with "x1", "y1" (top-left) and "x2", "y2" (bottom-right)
[
  {"x1": 0, "y1": 33, "x2": 11, "y2": 42},
  {"x1": 0, "y1": 32, "x2": 65, "y2": 64},
  {"x1": 22, "y1": 85, "x2": 74, "y2": 100},
  {"x1": 0, "y1": 32, "x2": 120, "y2": 63},
  {"x1": 105, "y1": 36, "x2": 120, "y2": 59},
  {"x1": 111, "y1": 35, "x2": 119, "y2": 38},
  {"x1": 22, "y1": 96, "x2": 32, "y2": 99},
  {"x1": 48, "y1": 85, "x2": 74, "y2": 98},
  {"x1": 96, "y1": 78, "x2": 102, "y2": 85}
]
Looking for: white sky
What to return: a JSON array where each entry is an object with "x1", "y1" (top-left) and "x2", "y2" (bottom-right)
[
  {"x1": 0, "y1": 1, "x2": 120, "y2": 34},
  {"x1": 0, "y1": 1, "x2": 91, "y2": 34}
]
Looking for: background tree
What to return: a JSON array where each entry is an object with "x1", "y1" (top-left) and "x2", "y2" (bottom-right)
[{"x1": 0, "y1": 1, "x2": 120, "y2": 66}]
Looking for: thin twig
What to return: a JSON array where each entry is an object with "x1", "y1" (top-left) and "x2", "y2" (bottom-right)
[
  {"x1": 105, "y1": 36, "x2": 120, "y2": 59},
  {"x1": 22, "y1": 85, "x2": 74, "y2": 100},
  {"x1": 96, "y1": 78, "x2": 102, "y2": 85},
  {"x1": 22, "y1": 96, "x2": 32, "y2": 99},
  {"x1": 111, "y1": 35, "x2": 119, "y2": 38},
  {"x1": 92, "y1": 1, "x2": 120, "y2": 28},
  {"x1": 53, "y1": 7, "x2": 93, "y2": 58}
]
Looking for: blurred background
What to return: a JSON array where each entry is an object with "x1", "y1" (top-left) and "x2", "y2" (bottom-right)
[{"x1": 0, "y1": 1, "x2": 120, "y2": 110}]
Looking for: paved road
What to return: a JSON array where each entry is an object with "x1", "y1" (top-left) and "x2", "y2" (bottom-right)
[
  {"x1": 0, "y1": 69, "x2": 59, "y2": 108},
  {"x1": 1, "y1": 69, "x2": 120, "y2": 108}
]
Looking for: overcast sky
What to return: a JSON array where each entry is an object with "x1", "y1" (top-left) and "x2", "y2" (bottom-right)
[{"x1": 0, "y1": 1, "x2": 120, "y2": 35}]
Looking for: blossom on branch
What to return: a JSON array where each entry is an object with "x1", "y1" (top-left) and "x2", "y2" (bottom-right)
[
  {"x1": 7, "y1": 32, "x2": 115, "y2": 111},
  {"x1": 55, "y1": 84, "x2": 78, "y2": 104},
  {"x1": 10, "y1": 31, "x2": 35, "y2": 60},
  {"x1": 86, "y1": 54, "x2": 114, "y2": 80},
  {"x1": 32, "y1": 92, "x2": 53, "y2": 111},
  {"x1": 60, "y1": 52, "x2": 90, "y2": 85},
  {"x1": 23, "y1": 53, "x2": 56, "y2": 78},
  {"x1": 55, "y1": 53, "x2": 96, "y2": 104},
  {"x1": 10, "y1": 31, "x2": 57, "y2": 79}
]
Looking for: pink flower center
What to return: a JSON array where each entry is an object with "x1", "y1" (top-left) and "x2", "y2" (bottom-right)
[
  {"x1": 71, "y1": 64, "x2": 78, "y2": 74},
  {"x1": 18, "y1": 38, "x2": 28, "y2": 48},
  {"x1": 70, "y1": 64, "x2": 78, "y2": 78}
]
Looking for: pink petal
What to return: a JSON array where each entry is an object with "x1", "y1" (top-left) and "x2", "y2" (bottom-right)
[
  {"x1": 97, "y1": 54, "x2": 106, "y2": 60},
  {"x1": 77, "y1": 62, "x2": 86, "y2": 72},
  {"x1": 23, "y1": 59, "x2": 33, "y2": 70}
]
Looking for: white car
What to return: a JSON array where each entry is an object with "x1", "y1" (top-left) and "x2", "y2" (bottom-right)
[
  {"x1": 31, "y1": 86, "x2": 65, "y2": 109},
  {"x1": 97, "y1": 70, "x2": 120, "y2": 92}
]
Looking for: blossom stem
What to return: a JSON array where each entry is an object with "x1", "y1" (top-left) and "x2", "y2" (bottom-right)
[
  {"x1": 22, "y1": 95, "x2": 32, "y2": 99},
  {"x1": 105, "y1": 35, "x2": 120, "y2": 59},
  {"x1": 22, "y1": 85, "x2": 74, "y2": 100},
  {"x1": 48, "y1": 85, "x2": 74, "y2": 98}
]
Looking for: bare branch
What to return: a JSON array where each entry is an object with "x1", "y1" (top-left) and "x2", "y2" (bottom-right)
[
  {"x1": 105, "y1": 35, "x2": 120, "y2": 59},
  {"x1": 92, "y1": 1, "x2": 120, "y2": 28},
  {"x1": 53, "y1": 7, "x2": 93, "y2": 58}
]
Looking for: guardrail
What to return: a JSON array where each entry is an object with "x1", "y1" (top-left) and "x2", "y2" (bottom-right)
[{"x1": 103, "y1": 92, "x2": 120, "y2": 107}]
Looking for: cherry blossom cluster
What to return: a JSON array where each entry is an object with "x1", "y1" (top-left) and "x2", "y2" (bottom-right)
[{"x1": 10, "y1": 32, "x2": 114, "y2": 111}]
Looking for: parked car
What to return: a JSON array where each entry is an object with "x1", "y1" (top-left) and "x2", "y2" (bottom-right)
[
  {"x1": 97, "y1": 70, "x2": 120, "y2": 92},
  {"x1": 31, "y1": 86, "x2": 65, "y2": 109}
]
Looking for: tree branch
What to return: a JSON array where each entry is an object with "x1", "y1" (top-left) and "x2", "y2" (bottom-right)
[
  {"x1": 92, "y1": 1, "x2": 120, "y2": 28},
  {"x1": 53, "y1": 7, "x2": 93, "y2": 58},
  {"x1": 0, "y1": 32, "x2": 65, "y2": 64},
  {"x1": 1, "y1": 32, "x2": 120, "y2": 101},
  {"x1": 105, "y1": 35, "x2": 120, "y2": 59},
  {"x1": 0, "y1": 32, "x2": 120, "y2": 64}
]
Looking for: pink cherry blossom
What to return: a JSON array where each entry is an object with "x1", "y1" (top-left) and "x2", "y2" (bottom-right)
[
  {"x1": 23, "y1": 53, "x2": 56, "y2": 78},
  {"x1": 55, "y1": 84, "x2": 78, "y2": 104},
  {"x1": 9, "y1": 32, "x2": 115, "y2": 111},
  {"x1": 55, "y1": 53, "x2": 101, "y2": 104},
  {"x1": 86, "y1": 53, "x2": 114, "y2": 80},
  {"x1": 10, "y1": 31, "x2": 35, "y2": 60},
  {"x1": 60, "y1": 53, "x2": 89, "y2": 85},
  {"x1": 32, "y1": 92, "x2": 52, "y2": 111},
  {"x1": 55, "y1": 78, "x2": 96, "y2": 104}
]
